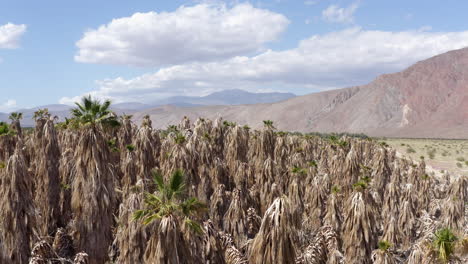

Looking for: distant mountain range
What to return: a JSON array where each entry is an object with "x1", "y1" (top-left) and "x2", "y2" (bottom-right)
[
  {"x1": 131, "y1": 47, "x2": 468, "y2": 139},
  {"x1": 113, "y1": 89, "x2": 296, "y2": 110},
  {"x1": 4, "y1": 47, "x2": 468, "y2": 138},
  {"x1": 0, "y1": 90, "x2": 295, "y2": 127}
]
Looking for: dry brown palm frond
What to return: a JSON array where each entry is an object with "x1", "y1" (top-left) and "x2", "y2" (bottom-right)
[
  {"x1": 371, "y1": 248, "x2": 399, "y2": 264},
  {"x1": 210, "y1": 184, "x2": 230, "y2": 229},
  {"x1": 406, "y1": 240, "x2": 437, "y2": 264},
  {"x1": 381, "y1": 216, "x2": 402, "y2": 248},
  {"x1": 120, "y1": 149, "x2": 138, "y2": 194},
  {"x1": 220, "y1": 232, "x2": 248, "y2": 264},
  {"x1": 295, "y1": 231, "x2": 327, "y2": 264},
  {"x1": 296, "y1": 225, "x2": 343, "y2": 264},
  {"x1": 324, "y1": 191, "x2": 343, "y2": 235},
  {"x1": 134, "y1": 120, "x2": 158, "y2": 183},
  {"x1": 223, "y1": 189, "x2": 248, "y2": 247},
  {"x1": 371, "y1": 148, "x2": 392, "y2": 199},
  {"x1": 341, "y1": 145, "x2": 360, "y2": 193},
  {"x1": 383, "y1": 175, "x2": 401, "y2": 216},
  {"x1": 114, "y1": 180, "x2": 152, "y2": 263},
  {"x1": 73, "y1": 252, "x2": 89, "y2": 264},
  {"x1": 70, "y1": 128, "x2": 116, "y2": 264},
  {"x1": 303, "y1": 175, "x2": 327, "y2": 231},
  {"x1": 249, "y1": 197, "x2": 297, "y2": 264},
  {"x1": 0, "y1": 143, "x2": 34, "y2": 264},
  {"x1": 202, "y1": 220, "x2": 226, "y2": 264},
  {"x1": 342, "y1": 190, "x2": 378, "y2": 264},
  {"x1": 441, "y1": 196, "x2": 465, "y2": 232},
  {"x1": 288, "y1": 176, "x2": 304, "y2": 228},
  {"x1": 33, "y1": 117, "x2": 61, "y2": 236},
  {"x1": 449, "y1": 176, "x2": 467, "y2": 203},
  {"x1": 29, "y1": 240, "x2": 55, "y2": 262},
  {"x1": 246, "y1": 207, "x2": 262, "y2": 239},
  {"x1": 398, "y1": 200, "x2": 417, "y2": 250},
  {"x1": 58, "y1": 148, "x2": 74, "y2": 227},
  {"x1": 259, "y1": 158, "x2": 279, "y2": 213},
  {"x1": 52, "y1": 228, "x2": 74, "y2": 259},
  {"x1": 144, "y1": 215, "x2": 192, "y2": 264}
]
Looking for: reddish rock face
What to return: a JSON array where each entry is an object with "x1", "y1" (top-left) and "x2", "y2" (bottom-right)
[{"x1": 134, "y1": 47, "x2": 468, "y2": 138}]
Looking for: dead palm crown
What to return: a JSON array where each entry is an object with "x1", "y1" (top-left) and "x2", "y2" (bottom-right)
[{"x1": 0, "y1": 95, "x2": 465, "y2": 264}]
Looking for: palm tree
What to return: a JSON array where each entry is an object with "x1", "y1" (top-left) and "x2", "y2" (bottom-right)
[
  {"x1": 33, "y1": 108, "x2": 50, "y2": 121},
  {"x1": 70, "y1": 95, "x2": 119, "y2": 127},
  {"x1": 8, "y1": 112, "x2": 22, "y2": 121},
  {"x1": 262, "y1": 120, "x2": 275, "y2": 130},
  {"x1": 133, "y1": 169, "x2": 206, "y2": 233},
  {"x1": 433, "y1": 228, "x2": 458, "y2": 263},
  {"x1": 8, "y1": 112, "x2": 23, "y2": 136}
]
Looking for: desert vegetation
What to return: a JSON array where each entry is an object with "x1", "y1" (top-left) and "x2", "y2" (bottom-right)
[
  {"x1": 386, "y1": 138, "x2": 468, "y2": 176},
  {"x1": 0, "y1": 97, "x2": 466, "y2": 263}
]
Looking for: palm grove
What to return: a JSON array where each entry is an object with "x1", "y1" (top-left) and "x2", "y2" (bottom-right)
[{"x1": 0, "y1": 96, "x2": 466, "y2": 264}]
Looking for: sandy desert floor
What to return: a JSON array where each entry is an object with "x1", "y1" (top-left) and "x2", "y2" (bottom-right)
[{"x1": 384, "y1": 138, "x2": 468, "y2": 177}]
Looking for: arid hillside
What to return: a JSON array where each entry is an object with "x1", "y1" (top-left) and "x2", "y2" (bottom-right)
[{"x1": 134, "y1": 47, "x2": 468, "y2": 139}]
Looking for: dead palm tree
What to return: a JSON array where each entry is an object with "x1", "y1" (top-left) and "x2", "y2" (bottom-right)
[{"x1": 249, "y1": 197, "x2": 297, "y2": 264}]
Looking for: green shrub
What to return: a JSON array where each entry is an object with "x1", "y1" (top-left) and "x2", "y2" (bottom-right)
[
  {"x1": 456, "y1": 162, "x2": 462, "y2": 168},
  {"x1": 406, "y1": 147, "x2": 416, "y2": 153},
  {"x1": 0, "y1": 122, "x2": 12, "y2": 136}
]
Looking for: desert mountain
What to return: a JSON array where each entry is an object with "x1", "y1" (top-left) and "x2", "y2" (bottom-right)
[
  {"x1": 113, "y1": 89, "x2": 296, "y2": 110},
  {"x1": 0, "y1": 90, "x2": 295, "y2": 127},
  {"x1": 133, "y1": 47, "x2": 468, "y2": 139},
  {"x1": 151, "y1": 89, "x2": 296, "y2": 106}
]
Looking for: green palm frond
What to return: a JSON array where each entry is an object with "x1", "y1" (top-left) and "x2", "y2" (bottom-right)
[
  {"x1": 152, "y1": 170, "x2": 165, "y2": 193},
  {"x1": 184, "y1": 217, "x2": 203, "y2": 234},
  {"x1": 180, "y1": 197, "x2": 207, "y2": 217},
  {"x1": 134, "y1": 169, "x2": 206, "y2": 234},
  {"x1": 70, "y1": 95, "x2": 120, "y2": 128},
  {"x1": 433, "y1": 228, "x2": 458, "y2": 263},
  {"x1": 169, "y1": 170, "x2": 186, "y2": 197}
]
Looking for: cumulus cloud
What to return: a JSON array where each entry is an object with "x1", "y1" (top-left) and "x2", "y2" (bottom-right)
[
  {"x1": 0, "y1": 23, "x2": 27, "y2": 49},
  {"x1": 0, "y1": 99, "x2": 17, "y2": 112},
  {"x1": 60, "y1": 28, "x2": 468, "y2": 105},
  {"x1": 322, "y1": 2, "x2": 359, "y2": 24},
  {"x1": 75, "y1": 3, "x2": 289, "y2": 67}
]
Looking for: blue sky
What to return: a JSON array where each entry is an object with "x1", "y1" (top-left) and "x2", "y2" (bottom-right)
[{"x1": 2, "y1": 0, "x2": 468, "y2": 111}]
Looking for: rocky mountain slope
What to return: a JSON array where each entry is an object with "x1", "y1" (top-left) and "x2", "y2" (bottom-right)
[{"x1": 134, "y1": 47, "x2": 468, "y2": 138}]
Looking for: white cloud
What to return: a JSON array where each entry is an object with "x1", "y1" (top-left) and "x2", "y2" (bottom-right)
[
  {"x1": 322, "y1": 2, "x2": 359, "y2": 24},
  {"x1": 0, "y1": 99, "x2": 17, "y2": 112},
  {"x1": 75, "y1": 3, "x2": 289, "y2": 67},
  {"x1": 0, "y1": 23, "x2": 27, "y2": 49},
  {"x1": 60, "y1": 28, "x2": 468, "y2": 105}
]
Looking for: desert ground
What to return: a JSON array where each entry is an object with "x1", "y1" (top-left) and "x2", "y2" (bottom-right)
[{"x1": 385, "y1": 138, "x2": 468, "y2": 176}]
